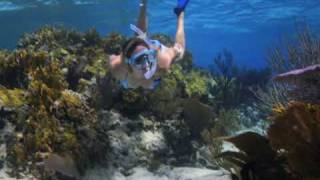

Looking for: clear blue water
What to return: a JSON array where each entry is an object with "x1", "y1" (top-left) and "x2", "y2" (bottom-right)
[{"x1": 1, "y1": 0, "x2": 320, "y2": 68}]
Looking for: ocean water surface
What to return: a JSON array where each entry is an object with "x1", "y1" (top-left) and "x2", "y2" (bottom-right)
[{"x1": 1, "y1": 0, "x2": 320, "y2": 68}]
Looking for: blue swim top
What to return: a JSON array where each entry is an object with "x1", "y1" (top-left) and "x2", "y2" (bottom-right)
[{"x1": 120, "y1": 76, "x2": 161, "y2": 90}]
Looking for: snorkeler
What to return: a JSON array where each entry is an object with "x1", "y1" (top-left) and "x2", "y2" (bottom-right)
[{"x1": 108, "y1": 0, "x2": 190, "y2": 90}]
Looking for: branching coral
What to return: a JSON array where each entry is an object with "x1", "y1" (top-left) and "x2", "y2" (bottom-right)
[
  {"x1": 251, "y1": 82, "x2": 291, "y2": 114},
  {"x1": 267, "y1": 26, "x2": 320, "y2": 74}
]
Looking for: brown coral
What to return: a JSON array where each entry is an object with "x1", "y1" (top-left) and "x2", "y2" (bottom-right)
[
  {"x1": 219, "y1": 132, "x2": 294, "y2": 180},
  {"x1": 268, "y1": 102, "x2": 320, "y2": 179}
]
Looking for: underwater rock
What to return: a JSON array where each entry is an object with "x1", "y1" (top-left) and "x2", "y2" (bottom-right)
[
  {"x1": 140, "y1": 131, "x2": 167, "y2": 152},
  {"x1": 106, "y1": 111, "x2": 160, "y2": 172},
  {"x1": 161, "y1": 119, "x2": 194, "y2": 164},
  {"x1": 194, "y1": 145, "x2": 218, "y2": 169},
  {"x1": 83, "y1": 166, "x2": 232, "y2": 180},
  {"x1": 106, "y1": 120, "x2": 169, "y2": 173},
  {"x1": 104, "y1": 110, "x2": 210, "y2": 176},
  {"x1": 167, "y1": 167, "x2": 231, "y2": 180},
  {"x1": 43, "y1": 153, "x2": 79, "y2": 178}
]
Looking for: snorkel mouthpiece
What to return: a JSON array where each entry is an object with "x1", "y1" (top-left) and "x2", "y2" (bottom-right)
[{"x1": 144, "y1": 61, "x2": 157, "y2": 79}]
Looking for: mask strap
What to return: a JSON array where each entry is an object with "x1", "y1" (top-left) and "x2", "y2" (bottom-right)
[{"x1": 130, "y1": 24, "x2": 155, "y2": 47}]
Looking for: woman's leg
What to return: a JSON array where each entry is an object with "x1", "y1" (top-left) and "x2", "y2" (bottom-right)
[{"x1": 137, "y1": 0, "x2": 148, "y2": 34}]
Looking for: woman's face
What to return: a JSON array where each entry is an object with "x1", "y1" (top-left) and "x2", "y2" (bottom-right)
[{"x1": 130, "y1": 45, "x2": 151, "y2": 79}]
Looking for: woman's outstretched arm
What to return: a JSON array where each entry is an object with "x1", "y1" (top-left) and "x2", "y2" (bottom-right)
[
  {"x1": 174, "y1": 12, "x2": 186, "y2": 60},
  {"x1": 171, "y1": 0, "x2": 190, "y2": 61},
  {"x1": 158, "y1": 12, "x2": 186, "y2": 70}
]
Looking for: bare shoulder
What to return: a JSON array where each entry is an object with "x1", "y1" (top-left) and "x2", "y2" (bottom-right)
[{"x1": 108, "y1": 54, "x2": 127, "y2": 80}]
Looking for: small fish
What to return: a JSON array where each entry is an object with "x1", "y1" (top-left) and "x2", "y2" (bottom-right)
[{"x1": 43, "y1": 153, "x2": 80, "y2": 179}]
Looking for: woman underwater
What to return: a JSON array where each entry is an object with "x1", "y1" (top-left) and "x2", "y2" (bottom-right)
[{"x1": 108, "y1": 0, "x2": 190, "y2": 90}]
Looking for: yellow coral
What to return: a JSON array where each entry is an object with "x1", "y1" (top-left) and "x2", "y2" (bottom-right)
[
  {"x1": 61, "y1": 90, "x2": 82, "y2": 107},
  {"x1": 0, "y1": 88, "x2": 26, "y2": 109},
  {"x1": 272, "y1": 103, "x2": 286, "y2": 115}
]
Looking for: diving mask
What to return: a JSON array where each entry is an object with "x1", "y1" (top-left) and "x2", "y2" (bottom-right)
[{"x1": 126, "y1": 48, "x2": 158, "y2": 79}]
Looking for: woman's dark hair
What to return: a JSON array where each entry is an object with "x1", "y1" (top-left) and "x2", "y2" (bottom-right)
[{"x1": 122, "y1": 37, "x2": 149, "y2": 59}]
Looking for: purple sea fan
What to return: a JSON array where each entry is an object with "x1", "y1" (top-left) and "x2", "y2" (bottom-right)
[{"x1": 274, "y1": 64, "x2": 320, "y2": 104}]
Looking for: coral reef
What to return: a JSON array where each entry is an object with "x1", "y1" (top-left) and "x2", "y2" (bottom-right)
[
  {"x1": 0, "y1": 28, "x2": 112, "y2": 178},
  {"x1": 0, "y1": 26, "x2": 216, "y2": 179},
  {"x1": 0, "y1": 25, "x2": 283, "y2": 180},
  {"x1": 4, "y1": 51, "x2": 108, "y2": 179}
]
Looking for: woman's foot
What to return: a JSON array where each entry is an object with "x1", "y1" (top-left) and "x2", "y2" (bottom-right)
[{"x1": 174, "y1": 0, "x2": 190, "y2": 16}]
